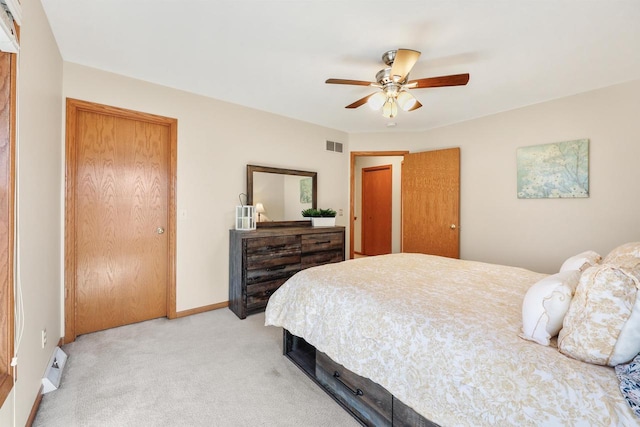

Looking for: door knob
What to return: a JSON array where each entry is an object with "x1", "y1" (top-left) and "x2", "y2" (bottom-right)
[
  {"x1": 450, "y1": 224, "x2": 457, "y2": 230},
  {"x1": 156, "y1": 227, "x2": 165, "y2": 235}
]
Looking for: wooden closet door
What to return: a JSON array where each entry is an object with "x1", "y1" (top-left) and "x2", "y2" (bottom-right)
[
  {"x1": 401, "y1": 148, "x2": 460, "y2": 258},
  {"x1": 67, "y1": 100, "x2": 176, "y2": 338},
  {"x1": 362, "y1": 165, "x2": 392, "y2": 256}
]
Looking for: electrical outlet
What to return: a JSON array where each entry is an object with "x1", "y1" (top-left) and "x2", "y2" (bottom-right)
[
  {"x1": 41, "y1": 328, "x2": 47, "y2": 349},
  {"x1": 338, "y1": 209, "x2": 343, "y2": 216}
]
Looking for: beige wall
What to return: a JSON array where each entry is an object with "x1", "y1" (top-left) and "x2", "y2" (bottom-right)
[
  {"x1": 0, "y1": 0, "x2": 64, "y2": 425},
  {"x1": 350, "y1": 79, "x2": 640, "y2": 273},
  {"x1": 62, "y1": 62, "x2": 350, "y2": 311}
]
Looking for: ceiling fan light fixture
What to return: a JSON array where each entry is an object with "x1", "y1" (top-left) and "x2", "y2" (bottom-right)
[
  {"x1": 382, "y1": 99, "x2": 397, "y2": 119},
  {"x1": 367, "y1": 92, "x2": 387, "y2": 110},
  {"x1": 397, "y1": 91, "x2": 417, "y2": 111}
]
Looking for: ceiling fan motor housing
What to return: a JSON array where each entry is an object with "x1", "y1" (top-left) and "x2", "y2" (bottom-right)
[
  {"x1": 375, "y1": 68, "x2": 403, "y2": 99},
  {"x1": 375, "y1": 68, "x2": 407, "y2": 85}
]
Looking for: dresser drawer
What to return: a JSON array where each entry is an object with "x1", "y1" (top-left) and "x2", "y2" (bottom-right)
[
  {"x1": 246, "y1": 262, "x2": 300, "y2": 284},
  {"x1": 246, "y1": 235, "x2": 301, "y2": 256},
  {"x1": 246, "y1": 251, "x2": 301, "y2": 271},
  {"x1": 315, "y1": 351, "x2": 392, "y2": 427},
  {"x1": 302, "y1": 232, "x2": 343, "y2": 253},
  {"x1": 302, "y1": 250, "x2": 343, "y2": 269},
  {"x1": 245, "y1": 235, "x2": 301, "y2": 272},
  {"x1": 246, "y1": 277, "x2": 292, "y2": 313}
]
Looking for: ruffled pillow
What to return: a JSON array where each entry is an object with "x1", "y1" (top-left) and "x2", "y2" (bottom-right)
[
  {"x1": 558, "y1": 259, "x2": 640, "y2": 366},
  {"x1": 604, "y1": 242, "x2": 640, "y2": 265},
  {"x1": 520, "y1": 270, "x2": 581, "y2": 346},
  {"x1": 559, "y1": 250, "x2": 601, "y2": 272}
]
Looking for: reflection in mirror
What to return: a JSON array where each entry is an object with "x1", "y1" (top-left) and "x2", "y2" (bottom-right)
[{"x1": 247, "y1": 165, "x2": 317, "y2": 226}]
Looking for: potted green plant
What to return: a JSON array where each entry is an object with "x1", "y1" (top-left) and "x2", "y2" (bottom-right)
[{"x1": 301, "y1": 208, "x2": 337, "y2": 227}]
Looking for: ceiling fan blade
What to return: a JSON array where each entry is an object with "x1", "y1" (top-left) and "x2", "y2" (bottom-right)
[
  {"x1": 390, "y1": 49, "x2": 421, "y2": 82},
  {"x1": 407, "y1": 73, "x2": 470, "y2": 89},
  {"x1": 345, "y1": 93, "x2": 376, "y2": 109},
  {"x1": 408, "y1": 100, "x2": 422, "y2": 111},
  {"x1": 326, "y1": 78, "x2": 375, "y2": 86}
]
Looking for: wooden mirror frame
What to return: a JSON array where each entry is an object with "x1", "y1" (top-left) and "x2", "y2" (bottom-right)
[{"x1": 247, "y1": 165, "x2": 317, "y2": 227}]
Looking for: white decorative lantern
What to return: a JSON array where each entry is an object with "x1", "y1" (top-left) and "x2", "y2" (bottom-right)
[{"x1": 235, "y1": 193, "x2": 256, "y2": 230}]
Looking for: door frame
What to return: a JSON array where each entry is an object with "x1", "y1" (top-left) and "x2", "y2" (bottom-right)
[
  {"x1": 0, "y1": 49, "x2": 16, "y2": 406},
  {"x1": 349, "y1": 151, "x2": 408, "y2": 259},
  {"x1": 64, "y1": 98, "x2": 178, "y2": 343}
]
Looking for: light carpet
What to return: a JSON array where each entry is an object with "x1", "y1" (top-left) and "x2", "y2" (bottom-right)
[{"x1": 33, "y1": 309, "x2": 359, "y2": 427}]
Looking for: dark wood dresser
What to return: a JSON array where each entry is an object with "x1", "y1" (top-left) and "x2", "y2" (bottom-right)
[{"x1": 229, "y1": 226, "x2": 345, "y2": 319}]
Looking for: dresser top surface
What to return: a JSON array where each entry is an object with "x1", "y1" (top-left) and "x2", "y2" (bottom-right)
[{"x1": 230, "y1": 226, "x2": 345, "y2": 239}]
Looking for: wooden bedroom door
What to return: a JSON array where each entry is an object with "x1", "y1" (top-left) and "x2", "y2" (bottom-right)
[
  {"x1": 401, "y1": 148, "x2": 460, "y2": 258},
  {"x1": 65, "y1": 99, "x2": 177, "y2": 341},
  {"x1": 362, "y1": 165, "x2": 392, "y2": 255}
]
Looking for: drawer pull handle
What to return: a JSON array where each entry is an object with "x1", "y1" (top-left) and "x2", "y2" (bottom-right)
[
  {"x1": 267, "y1": 244, "x2": 286, "y2": 250},
  {"x1": 267, "y1": 265, "x2": 287, "y2": 271},
  {"x1": 333, "y1": 371, "x2": 364, "y2": 397},
  {"x1": 315, "y1": 240, "x2": 331, "y2": 245}
]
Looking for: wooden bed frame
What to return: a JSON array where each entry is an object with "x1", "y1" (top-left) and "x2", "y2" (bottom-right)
[{"x1": 283, "y1": 330, "x2": 440, "y2": 427}]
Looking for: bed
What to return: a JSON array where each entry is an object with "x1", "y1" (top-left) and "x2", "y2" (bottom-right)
[{"x1": 264, "y1": 252, "x2": 640, "y2": 426}]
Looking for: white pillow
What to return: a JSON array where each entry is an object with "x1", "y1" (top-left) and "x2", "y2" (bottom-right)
[
  {"x1": 559, "y1": 250, "x2": 601, "y2": 272},
  {"x1": 520, "y1": 270, "x2": 581, "y2": 346}
]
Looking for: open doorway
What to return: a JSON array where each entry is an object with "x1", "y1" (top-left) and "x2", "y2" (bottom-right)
[{"x1": 350, "y1": 151, "x2": 408, "y2": 259}]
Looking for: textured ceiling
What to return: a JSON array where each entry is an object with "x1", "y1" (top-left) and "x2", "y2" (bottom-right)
[{"x1": 41, "y1": 0, "x2": 640, "y2": 133}]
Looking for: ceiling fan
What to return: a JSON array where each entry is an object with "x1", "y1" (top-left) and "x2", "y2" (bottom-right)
[{"x1": 326, "y1": 49, "x2": 470, "y2": 119}]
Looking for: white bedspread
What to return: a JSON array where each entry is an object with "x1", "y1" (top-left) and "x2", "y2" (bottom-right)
[{"x1": 264, "y1": 253, "x2": 639, "y2": 426}]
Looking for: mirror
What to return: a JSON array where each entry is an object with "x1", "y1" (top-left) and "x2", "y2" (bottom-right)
[{"x1": 247, "y1": 165, "x2": 317, "y2": 226}]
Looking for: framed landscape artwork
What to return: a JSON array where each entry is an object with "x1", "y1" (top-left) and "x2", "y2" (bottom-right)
[{"x1": 517, "y1": 139, "x2": 589, "y2": 199}]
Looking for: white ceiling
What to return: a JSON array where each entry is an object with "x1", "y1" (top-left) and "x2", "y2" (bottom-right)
[{"x1": 40, "y1": 0, "x2": 640, "y2": 133}]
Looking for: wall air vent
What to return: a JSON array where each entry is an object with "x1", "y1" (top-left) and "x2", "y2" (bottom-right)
[{"x1": 326, "y1": 140, "x2": 343, "y2": 153}]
